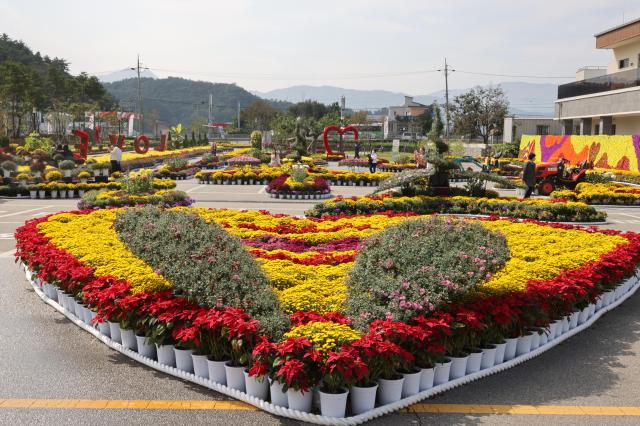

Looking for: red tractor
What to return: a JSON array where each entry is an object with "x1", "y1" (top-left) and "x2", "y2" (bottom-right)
[{"x1": 534, "y1": 160, "x2": 589, "y2": 195}]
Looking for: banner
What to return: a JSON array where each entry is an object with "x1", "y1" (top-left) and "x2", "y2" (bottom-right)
[{"x1": 519, "y1": 134, "x2": 640, "y2": 172}]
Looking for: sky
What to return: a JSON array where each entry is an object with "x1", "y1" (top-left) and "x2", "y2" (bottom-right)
[{"x1": 2, "y1": 0, "x2": 640, "y2": 95}]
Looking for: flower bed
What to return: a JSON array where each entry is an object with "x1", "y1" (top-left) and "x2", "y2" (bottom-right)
[
  {"x1": 377, "y1": 163, "x2": 417, "y2": 172},
  {"x1": 0, "y1": 179, "x2": 175, "y2": 199},
  {"x1": 266, "y1": 175, "x2": 331, "y2": 200},
  {"x1": 226, "y1": 155, "x2": 261, "y2": 166},
  {"x1": 15, "y1": 207, "x2": 640, "y2": 421},
  {"x1": 91, "y1": 147, "x2": 249, "y2": 170},
  {"x1": 306, "y1": 194, "x2": 606, "y2": 223},
  {"x1": 78, "y1": 189, "x2": 193, "y2": 209},
  {"x1": 551, "y1": 182, "x2": 640, "y2": 205},
  {"x1": 196, "y1": 166, "x2": 390, "y2": 186},
  {"x1": 338, "y1": 158, "x2": 390, "y2": 168},
  {"x1": 155, "y1": 165, "x2": 200, "y2": 180}
]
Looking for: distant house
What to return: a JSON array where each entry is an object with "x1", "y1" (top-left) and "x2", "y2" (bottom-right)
[
  {"x1": 555, "y1": 17, "x2": 640, "y2": 135},
  {"x1": 503, "y1": 116, "x2": 564, "y2": 143},
  {"x1": 383, "y1": 96, "x2": 431, "y2": 138}
]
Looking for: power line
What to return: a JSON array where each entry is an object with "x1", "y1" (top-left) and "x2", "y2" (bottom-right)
[{"x1": 456, "y1": 70, "x2": 573, "y2": 79}]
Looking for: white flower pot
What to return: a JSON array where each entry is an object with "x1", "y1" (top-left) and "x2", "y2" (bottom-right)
[
  {"x1": 433, "y1": 359, "x2": 452, "y2": 385},
  {"x1": 156, "y1": 344, "x2": 176, "y2": 367},
  {"x1": 135, "y1": 334, "x2": 156, "y2": 359},
  {"x1": 466, "y1": 350, "x2": 483, "y2": 374},
  {"x1": 68, "y1": 298, "x2": 77, "y2": 315},
  {"x1": 79, "y1": 190, "x2": 85, "y2": 197},
  {"x1": 38, "y1": 190, "x2": 46, "y2": 198},
  {"x1": 224, "y1": 362, "x2": 246, "y2": 392},
  {"x1": 377, "y1": 376, "x2": 404, "y2": 405},
  {"x1": 19, "y1": 179, "x2": 27, "y2": 186},
  {"x1": 481, "y1": 345, "x2": 497, "y2": 369},
  {"x1": 530, "y1": 331, "x2": 541, "y2": 350},
  {"x1": 569, "y1": 311, "x2": 580, "y2": 329},
  {"x1": 516, "y1": 333, "x2": 533, "y2": 356},
  {"x1": 449, "y1": 355, "x2": 469, "y2": 379},
  {"x1": 207, "y1": 358, "x2": 227, "y2": 385},
  {"x1": 50, "y1": 190, "x2": 58, "y2": 199},
  {"x1": 596, "y1": 296, "x2": 604, "y2": 311},
  {"x1": 561, "y1": 316, "x2": 570, "y2": 333},
  {"x1": 269, "y1": 379, "x2": 288, "y2": 408},
  {"x1": 174, "y1": 347, "x2": 194, "y2": 373},
  {"x1": 67, "y1": 190, "x2": 75, "y2": 198},
  {"x1": 319, "y1": 387, "x2": 348, "y2": 418},
  {"x1": 350, "y1": 384, "x2": 377, "y2": 415},
  {"x1": 97, "y1": 321, "x2": 110, "y2": 337},
  {"x1": 120, "y1": 328, "x2": 137, "y2": 351},
  {"x1": 287, "y1": 388, "x2": 313, "y2": 413},
  {"x1": 547, "y1": 323, "x2": 556, "y2": 340},
  {"x1": 80, "y1": 179, "x2": 87, "y2": 183},
  {"x1": 82, "y1": 306, "x2": 93, "y2": 325},
  {"x1": 578, "y1": 306, "x2": 590, "y2": 324},
  {"x1": 419, "y1": 366, "x2": 435, "y2": 391},
  {"x1": 101, "y1": 169, "x2": 109, "y2": 177},
  {"x1": 504, "y1": 337, "x2": 518, "y2": 361},
  {"x1": 588, "y1": 303, "x2": 596, "y2": 318},
  {"x1": 192, "y1": 354, "x2": 208, "y2": 379},
  {"x1": 494, "y1": 342, "x2": 507, "y2": 364},
  {"x1": 92, "y1": 170, "x2": 100, "y2": 177},
  {"x1": 108, "y1": 321, "x2": 122, "y2": 344},
  {"x1": 30, "y1": 191, "x2": 37, "y2": 199},
  {"x1": 64, "y1": 170, "x2": 72, "y2": 177},
  {"x1": 603, "y1": 291, "x2": 614, "y2": 306},
  {"x1": 2, "y1": 170, "x2": 10, "y2": 178},
  {"x1": 552, "y1": 320, "x2": 563, "y2": 339},
  {"x1": 401, "y1": 369, "x2": 421, "y2": 398},
  {"x1": 56, "y1": 291, "x2": 67, "y2": 309},
  {"x1": 60, "y1": 190, "x2": 67, "y2": 199},
  {"x1": 539, "y1": 329, "x2": 549, "y2": 346},
  {"x1": 244, "y1": 371, "x2": 269, "y2": 400}
]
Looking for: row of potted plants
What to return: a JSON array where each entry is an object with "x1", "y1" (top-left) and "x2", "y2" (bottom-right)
[
  {"x1": 23, "y1": 258, "x2": 640, "y2": 418},
  {"x1": 265, "y1": 175, "x2": 332, "y2": 200},
  {"x1": 551, "y1": 182, "x2": 640, "y2": 205},
  {"x1": 305, "y1": 194, "x2": 607, "y2": 223}
]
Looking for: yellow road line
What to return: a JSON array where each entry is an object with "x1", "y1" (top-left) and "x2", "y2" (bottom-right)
[{"x1": 1, "y1": 399, "x2": 640, "y2": 416}]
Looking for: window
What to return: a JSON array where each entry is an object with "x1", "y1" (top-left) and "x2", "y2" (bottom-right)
[
  {"x1": 535, "y1": 125, "x2": 550, "y2": 135},
  {"x1": 619, "y1": 58, "x2": 630, "y2": 69}
]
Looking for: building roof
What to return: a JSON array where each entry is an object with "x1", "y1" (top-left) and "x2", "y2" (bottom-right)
[{"x1": 595, "y1": 17, "x2": 640, "y2": 48}]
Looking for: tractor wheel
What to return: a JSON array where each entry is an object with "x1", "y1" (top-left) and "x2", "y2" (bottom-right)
[{"x1": 539, "y1": 180, "x2": 555, "y2": 196}]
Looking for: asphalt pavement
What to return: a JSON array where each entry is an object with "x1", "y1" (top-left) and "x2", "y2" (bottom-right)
[{"x1": 2, "y1": 182, "x2": 640, "y2": 425}]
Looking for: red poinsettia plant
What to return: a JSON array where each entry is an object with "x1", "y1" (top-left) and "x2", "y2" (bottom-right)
[
  {"x1": 351, "y1": 333, "x2": 413, "y2": 384},
  {"x1": 321, "y1": 345, "x2": 368, "y2": 393},
  {"x1": 271, "y1": 337, "x2": 322, "y2": 393}
]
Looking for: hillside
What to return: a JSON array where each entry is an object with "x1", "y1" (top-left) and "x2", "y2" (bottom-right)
[
  {"x1": 256, "y1": 82, "x2": 559, "y2": 116},
  {"x1": 99, "y1": 68, "x2": 158, "y2": 83},
  {"x1": 103, "y1": 77, "x2": 290, "y2": 126}
]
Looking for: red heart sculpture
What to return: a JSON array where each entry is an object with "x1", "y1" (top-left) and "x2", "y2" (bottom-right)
[{"x1": 322, "y1": 125, "x2": 358, "y2": 158}]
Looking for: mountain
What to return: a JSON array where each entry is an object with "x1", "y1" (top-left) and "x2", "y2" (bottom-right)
[
  {"x1": 99, "y1": 68, "x2": 158, "y2": 83},
  {"x1": 103, "y1": 77, "x2": 290, "y2": 126},
  {"x1": 256, "y1": 82, "x2": 559, "y2": 116}
]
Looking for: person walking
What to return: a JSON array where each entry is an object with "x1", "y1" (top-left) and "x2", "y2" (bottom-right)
[
  {"x1": 110, "y1": 144, "x2": 123, "y2": 173},
  {"x1": 368, "y1": 149, "x2": 378, "y2": 173},
  {"x1": 522, "y1": 152, "x2": 536, "y2": 198},
  {"x1": 354, "y1": 141, "x2": 361, "y2": 159}
]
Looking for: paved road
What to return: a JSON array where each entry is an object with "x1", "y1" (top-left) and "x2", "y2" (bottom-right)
[{"x1": 2, "y1": 183, "x2": 640, "y2": 425}]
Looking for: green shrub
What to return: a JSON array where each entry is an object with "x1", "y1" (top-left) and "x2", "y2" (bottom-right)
[
  {"x1": 24, "y1": 132, "x2": 52, "y2": 153},
  {"x1": 58, "y1": 160, "x2": 76, "y2": 170},
  {"x1": 114, "y1": 207, "x2": 289, "y2": 338},
  {"x1": 1, "y1": 160, "x2": 17, "y2": 171},
  {"x1": 346, "y1": 217, "x2": 509, "y2": 330}
]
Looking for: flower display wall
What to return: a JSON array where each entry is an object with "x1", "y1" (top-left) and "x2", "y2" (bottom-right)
[{"x1": 519, "y1": 134, "x2": 640, "y2": 172}]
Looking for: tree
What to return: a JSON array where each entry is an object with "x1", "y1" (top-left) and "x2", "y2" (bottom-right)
[
  {"x1": 428, "y1": 103, "x2": 447, "y2": 155},
  {"x1": 288, "y1": 100, "x2": 339, "y2": 120},
  {"x1": 0, "y1": 60, "x2": 42, "y2": 137},
  {"x1": 348, "y1": 110, "x2": 369, "y2": 124},
  {"x1": 304, "y1": 111, "x2": 344, "y2": 153},
  {"x1": 451, "y1": 86, "x2": 509, "y2": 143},
  {"x1": 241, "y1": 100, "x2": 278, "y2": 131},
  {"x1": 270, "y1": 113, "x2": 296, "y2": 155}
]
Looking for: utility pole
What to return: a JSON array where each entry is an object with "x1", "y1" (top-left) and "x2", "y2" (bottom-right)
[
  {"x1": 437, "y1": 58, "x2": 455, "y2": 140},
  {"x1": 208, "y1": 94, "x2": 213, "y2": 140},
  {"x1": 237, "y1": 100, "x2": 241, "y2": 130},
  {"x1": 130, "y1": 54, "x2": 149, "y2": 135}
]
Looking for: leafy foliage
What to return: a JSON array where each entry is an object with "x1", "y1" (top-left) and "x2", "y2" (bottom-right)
[
  {"x1": 346, "y1": 217, "x2": 509, "y2": 330},
  {"x1": 451, "y1": 85, "x2": 509, "y2": 143},
  {"x1": 114, "y1": 207, "x2": 289, "y2": 338}
]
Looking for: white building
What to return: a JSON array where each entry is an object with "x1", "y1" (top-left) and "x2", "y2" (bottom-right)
[{"x1": 555, "y1": 18, "x2": 640, "y2": 135}]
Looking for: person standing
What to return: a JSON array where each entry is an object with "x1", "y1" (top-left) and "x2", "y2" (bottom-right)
[
  {"x1": 110, "y1": 144, "x2": 123, "y2": 173},
  {"x1": 522, "y1": 152, "x2": 536, "y2": 198},
  {"x1": 210, "y1": 141, "x2": 217, "y2": 156},
  {"x1": 354, "y1": 141, "x2": 361, "y2": 159},
  {"x1": 369, "y1": 149, "x2": 378, "y2": 173}
]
